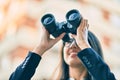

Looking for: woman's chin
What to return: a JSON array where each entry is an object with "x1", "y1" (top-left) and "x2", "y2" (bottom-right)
[{"x1": 68, "y1": 57, "x2": 81, "y2": 66}]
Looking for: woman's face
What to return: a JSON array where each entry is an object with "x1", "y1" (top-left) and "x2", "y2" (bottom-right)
[{"x1": 63, "y1": 40, "x2": 82, "y2": 67}]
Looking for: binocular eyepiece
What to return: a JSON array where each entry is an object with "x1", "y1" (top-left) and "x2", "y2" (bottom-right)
[{"x1": 41, "y1": 9, "x2": 82, "y2": 42}]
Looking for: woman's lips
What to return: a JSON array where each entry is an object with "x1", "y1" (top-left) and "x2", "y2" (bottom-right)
[{"x1": 70, "y1": 53, "x2": 77, "y2": 58}]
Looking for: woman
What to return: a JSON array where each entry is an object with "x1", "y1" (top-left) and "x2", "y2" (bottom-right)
[
  {"x1": 9, "y1": 19, "x2": 116, "y2": 80},
  {"x1": 52, "y1": 31, "x2": 104, "y2": 80}
]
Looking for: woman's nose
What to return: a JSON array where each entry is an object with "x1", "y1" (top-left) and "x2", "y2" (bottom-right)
[{"x1": 69, "y1": 40, "x2": 77, "y2": 48}]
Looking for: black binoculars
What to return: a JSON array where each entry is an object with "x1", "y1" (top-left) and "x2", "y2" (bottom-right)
[{"x1": 41, "y1": 9, "x2": 82, "y2": 42}]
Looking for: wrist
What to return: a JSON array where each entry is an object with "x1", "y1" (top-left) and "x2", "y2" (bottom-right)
[
  {"x1": 78, "y1": 42, "x2": 91, "y2": 50},
  {"x1": 32, "y1": 46, "x2": 46, "y2": 56}
]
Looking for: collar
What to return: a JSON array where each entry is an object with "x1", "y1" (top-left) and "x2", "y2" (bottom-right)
[
  {"x1": 69, "y1": 78, "x2": 75, "y2": 80},
  {"x1": 69, "y1": 77, "x2": 86, "y2": 80}
]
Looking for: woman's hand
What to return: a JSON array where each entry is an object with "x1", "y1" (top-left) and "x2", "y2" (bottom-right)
[
  {"x1": 71, "y1": 19, "x2": 91, "y2": 50},
  {"x1": 33, "y1": 26, "x2": 65, "y2": 56}
]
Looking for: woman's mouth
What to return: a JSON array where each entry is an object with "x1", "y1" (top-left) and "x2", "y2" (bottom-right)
[{"x1": 70, "y1": 52, "x2": 77, "y2": 58}]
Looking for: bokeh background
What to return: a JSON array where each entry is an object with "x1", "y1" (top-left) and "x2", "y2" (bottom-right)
[{"x1": 0, "y1": 0, "x2": 120, "y2": 80}]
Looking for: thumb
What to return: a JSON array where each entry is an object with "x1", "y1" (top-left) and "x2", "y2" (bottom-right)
[
  {"x1": 71, "y1": 34, "x2": 76, "y2": 39},
  {"x1": 53, "y1": 33, "x2": 66, "y2": 43}
]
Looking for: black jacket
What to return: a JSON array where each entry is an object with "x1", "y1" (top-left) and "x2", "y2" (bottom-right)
[{"x1": 9, "y1": 48, "x2": 116, "y2": 80}]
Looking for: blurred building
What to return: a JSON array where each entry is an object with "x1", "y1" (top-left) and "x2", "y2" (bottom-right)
[{"x1": 0, "y1": 0, "x2": 120, "y2": 79}]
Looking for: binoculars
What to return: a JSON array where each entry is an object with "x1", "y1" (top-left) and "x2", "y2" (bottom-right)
[{"x1": 41, "y1": 9, "x2": 82, "y2": 42}]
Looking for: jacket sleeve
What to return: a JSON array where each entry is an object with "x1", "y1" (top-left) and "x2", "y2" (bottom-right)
[
  {"x1": 77, "y1": 48, "x2": 116, "y2": 80},
  {"x1": 9, "y1": 51, "x2": 41, "y2": 80}
]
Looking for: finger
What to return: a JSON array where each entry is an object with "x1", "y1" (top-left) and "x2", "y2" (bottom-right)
[
  {"x1": 83, "y1": 19, "x2": 89, "y2": 31},
  {"x1": 79, "y1": 19, "x2": 84, "y2": 28},
  {"x1": 82, "y1": 19, "x2": 86, "y2": 29},
  {"x1": 84, "y1": 19, "x2": 87, "y2": 28},
  {"x1": 43, "y1": 27, "x2": 49, "y2": 35},
  {"x1": 85, "y1": 19, "x2": 89, "y2": 30},
  {"x1": 77, "y1": 19, "x2": 84, "y2": 32},
  {"x1": 87, "y1": 24, "x2": 89, "y2": 28},
  {"x1": 41, "y1": 26, "x2": 50, "y2": 39},
  {"x1": 86, "y1": 19, "x2": 88, "y2": 25}
]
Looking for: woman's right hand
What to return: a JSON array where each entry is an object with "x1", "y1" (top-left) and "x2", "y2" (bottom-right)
[{"x1": 33, "y1": 26, "x2": 65, "y2": 56}]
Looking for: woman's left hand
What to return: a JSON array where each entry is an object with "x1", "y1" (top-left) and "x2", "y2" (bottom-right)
[{"x1": 71, "y1": 19, "x2": 91, "y2": 50}]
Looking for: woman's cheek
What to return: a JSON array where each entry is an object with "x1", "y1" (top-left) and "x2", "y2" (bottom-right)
[
  {"x1": 63, "y1": 48, "x2": 69, "y2": 62},
  {"x1": 63, "y1": 47, "x2": 69, "y2": 54}
]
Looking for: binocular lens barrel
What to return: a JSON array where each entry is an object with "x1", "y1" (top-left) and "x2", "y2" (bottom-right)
[
  {"x1": 66, "y1": 9, "x2": 81, "y2": 24},
  {"x1": 41, "y1": 14, "x2": 56, "y2": 34},
  {"x1": 66, "y1": 10, "x2": 82, "y2": 34},
  {"x1": 65, "y1": 9, "x2": 82, "y2": 34}
]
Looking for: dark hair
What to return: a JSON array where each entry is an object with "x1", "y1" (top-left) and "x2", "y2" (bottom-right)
[{"x1": 51, "y1": 31, "x2": 103, "y2": 80}]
